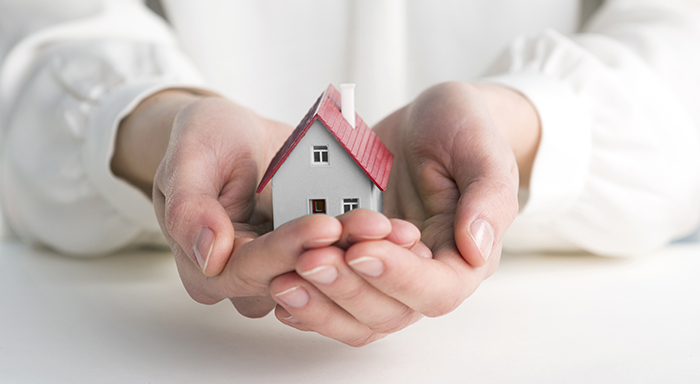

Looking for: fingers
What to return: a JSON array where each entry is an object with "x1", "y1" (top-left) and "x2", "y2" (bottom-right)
[
  {"x1": 267, "y1": 216, "x2": 427, "y2": 346},
  {"x1": 167, "y1": 213, "x2": 339, "y2": 306},
  {"x1": 402, "y1": 82, "x2": 519, "y2": 269},
  {"x1": 270, "y1": 238, "x2": 477, "y2": 347},
  {"x1": 222, "y1": 211, "x2": 410, "y2": 299},
  {"x1": 164, "y1": 207, "x2": 419, "y2": 317},
  {"x1": 154, "y1": 159, "x2": 239, "y2": 277},
  {"x1": 385, "y1": 218, "x2": 421, "y2": 248},
  {"x1": 230, "y1": 295, "x2": 278, "y2": 319},
  {"x1": 452, "y1": 172, "x2": 518, "y2": 269},
  {"x1": 153, "y1": 98, "x2": 268, "y2": 277},
  {"x1": 270, "y1": 272, "x2": 390, "y2": 347},
  {"x1": 436, "y1": 86, "x2": 518, "y2": 269},
  {"x1": 387, "y1": 219, "x2": 432, "y2": 258},
  {"x1": 334, "y1": 209, "x2": 392, "y2": 248},
  {"x1": 213, "y1": 215, "x2": 343, "y2": 298},
  {"x1": 334, "y1": 209, "x2": 423, "y2": 251},
  {"x1": 296, "y1": 247, "x2": 422, "y2": 332},
  {"x1": 448, "y1": 100, "x2": 518, "y2": 268},
  {"x1": 345, "y1": 240, "x2": 476, "y2": 317}
]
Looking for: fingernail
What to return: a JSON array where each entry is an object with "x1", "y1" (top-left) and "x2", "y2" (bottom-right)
[
  {"x1": 400, "y1": 239, "x2": 417, "y2": 249},
  {"x1": 300, "y1": 265, "x2": 339, "y2": 285},
  {"x1": 277, "y1": 306, "x2": 300, "y2": 323},
  {"x1": 470, "y1": 219, "x2": 494, "y2": 262},
  {"x1": 282, "y1": 314, "x2": 300, "y2": 323},
  {"x1": 303, "y1": 237, "x2": 340, "y2": 249},
  {"x1": 275, "y1": 286, "x2": 309, "y2": 308},
  {"x1": 194, "y1": 227, "x2": 215, "y2": 273},
  {"x1": 348, "y1": 257, "x2": 384, "y2": 277},
  {"x1": 348, "y1": 235, "x2": 384, "y2": 244}
]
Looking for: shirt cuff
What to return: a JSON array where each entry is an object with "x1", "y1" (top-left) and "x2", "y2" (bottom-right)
[
  {"x1": 483, "y1": 73, "x2": 592, "y2": 222},
  {"x1": 83, "y1": 81, "x2": 215, "y2": 233}
]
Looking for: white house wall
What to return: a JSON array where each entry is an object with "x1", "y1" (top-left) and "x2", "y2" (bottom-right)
[{"x1": 271, "y1": 120, "x2": 382, "y2": 229}]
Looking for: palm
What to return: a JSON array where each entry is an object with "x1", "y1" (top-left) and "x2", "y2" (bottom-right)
[
  {"x1": 374, "y1": 82, "x2": 519, "y2": 271},
  {"x1": 374, "y1": 109, "x2": 459, "y2": 254},
  {"x1": 217, "y1": 116, "x2": 293, "y2": 238},
  {"x1": 154, "y1": 99, "x2": 295, "y2": 309}
]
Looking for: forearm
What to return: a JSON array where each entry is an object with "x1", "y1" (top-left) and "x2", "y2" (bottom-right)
[
  {"x1": 0, "y1": 0, "x2": 213, "y2": 254},
  {"x1": 473, "y1": 83, "x2": 541, "y2": 188},
  {"x1": 111, "y1": 90, "x2": 203, "y2": 196}
]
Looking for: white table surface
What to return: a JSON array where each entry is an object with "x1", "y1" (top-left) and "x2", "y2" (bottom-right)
[{"x1": 1, "y1": 239, "x2": 699, "y2": 383}]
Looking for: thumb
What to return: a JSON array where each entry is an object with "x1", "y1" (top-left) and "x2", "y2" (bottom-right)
[
  {"x1": 452, "y1": 147, "x2": 519, "y2": 268},
  {"x1": 453, "y1": 176, "x2": 518, "y2": 268},
  {"x1": 153, "y1": 163, "x2": 236, "y2": 277}
]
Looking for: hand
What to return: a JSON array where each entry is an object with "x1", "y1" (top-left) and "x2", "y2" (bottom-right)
[
  {"x1": 268, "y1": 210, "x2": 430, "y2": 346},
  {"x1": 270, "y1": 82, "x2": 540, "y2": 346},
  {"x1": 374, "y1": 81, "x2": 539, "y2": 303},
  {"x1": 113, "y1": 90, "x2": 303, "y2": 316},
  {"x1": 112, "y1": 91, "x2": 432, "y2": 321}
]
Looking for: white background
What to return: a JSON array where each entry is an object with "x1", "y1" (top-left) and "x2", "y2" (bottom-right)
[{"x1": 1, "y1": 239, "x2": 699, "y2": 383}]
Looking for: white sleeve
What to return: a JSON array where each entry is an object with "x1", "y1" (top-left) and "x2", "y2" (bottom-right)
[
  {"x1": 483, "y1": 0, "x2": 700, "y2": 256},
  {"x1": 0, "y1": 0, "x2": 209, "y2": 255}
]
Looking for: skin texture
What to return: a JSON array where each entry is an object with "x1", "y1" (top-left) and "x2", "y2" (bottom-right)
[
  {"x1": 270, "y1": 82, "x2": 540, "y2": 345},
  {"x1": 111, "y1": 81, "x2": 540, "y2": 346}
]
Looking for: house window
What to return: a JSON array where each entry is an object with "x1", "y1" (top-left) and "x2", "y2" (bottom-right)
[
  {"x1": 342, "y1": 198, "x2": 359, "y2": 213},
  {"x1": 312, "y1": 145, "x2": 329, "y2": 165},
  {"x1": 310, "y1": 199, "x2": 327, "y2": 214}
]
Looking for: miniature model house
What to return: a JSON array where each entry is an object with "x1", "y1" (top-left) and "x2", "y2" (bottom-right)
[{"x1": 256, "y1": 84, "x2": 393, "y2": 229}]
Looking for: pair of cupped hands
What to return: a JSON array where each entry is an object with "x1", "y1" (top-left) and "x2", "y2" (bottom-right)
[{"x1": 115, "y1": 81, "x2": 538, "y2": 347}]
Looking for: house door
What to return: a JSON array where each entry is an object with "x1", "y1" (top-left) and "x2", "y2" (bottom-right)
[{"x1": 310, "y1": 199, "x2": 327, "y2": 214}]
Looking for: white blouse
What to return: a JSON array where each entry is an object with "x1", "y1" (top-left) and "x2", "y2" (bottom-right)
[{"x1": 1, "y1": 0, "x2": 699, "y2": 256}]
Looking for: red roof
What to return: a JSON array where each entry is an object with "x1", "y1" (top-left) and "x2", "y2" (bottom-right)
[{"x1": 256, "y1": 84, "x2": 393, "y2": 193}]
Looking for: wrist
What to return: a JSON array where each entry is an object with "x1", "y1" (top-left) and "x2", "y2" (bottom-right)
[
  {"x1": 473, "y1": 83, "x2": 541, "y2": 188},
  {"x1": 111, "y1": 89, "x2": 204, "y2": 196}
]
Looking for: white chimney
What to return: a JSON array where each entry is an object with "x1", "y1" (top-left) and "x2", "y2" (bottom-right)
[{"x1": 340, "y1": 83, "x2": 356, "y2": 129}]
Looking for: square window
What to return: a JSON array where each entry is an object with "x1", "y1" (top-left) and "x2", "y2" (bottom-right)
[
  {"x1": 312, "y1": 145, "x2": 329, "y2": 165},
  {"x1": 342, "y1": 198, "x2": 359, "y2": 213},
  {"x1": 310, "y1": 199, "x2": 326, "y2": 214}
]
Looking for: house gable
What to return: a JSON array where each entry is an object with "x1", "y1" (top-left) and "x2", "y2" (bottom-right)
[
  {"x1": 270, "y1": 119, "x2": 377, "y2": 227},
  {"x1": 256, "y1": 84, "x2": 393, "y2": 193}
]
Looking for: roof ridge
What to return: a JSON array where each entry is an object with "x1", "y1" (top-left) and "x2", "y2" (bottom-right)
[{"x1": 256, "y1": 84, "x2": 393, "y2": 193}]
